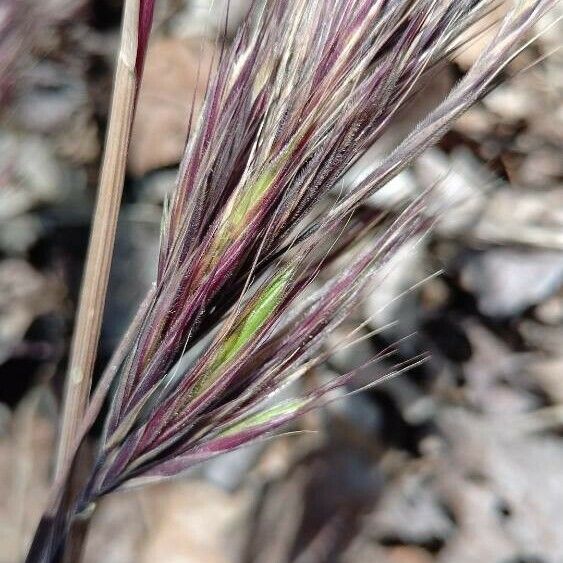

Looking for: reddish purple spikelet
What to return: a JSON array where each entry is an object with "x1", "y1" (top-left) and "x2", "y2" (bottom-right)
[
  {"x1": 93, "y1": 0, "x2": 555, "y2": 492},
  {"x1": 69, "y1": 1, "x2": 545, "y2": 499},
  {"x1": 135, "y1": 0, "x2": 156, "y2": 79}
]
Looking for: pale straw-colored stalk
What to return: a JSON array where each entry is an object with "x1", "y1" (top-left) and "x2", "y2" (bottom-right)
[{"x1": 54, "y1": 0, "x2": 148, "y2": 497}]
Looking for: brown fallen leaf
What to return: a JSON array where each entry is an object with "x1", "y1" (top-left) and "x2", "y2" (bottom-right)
[
  {"x1": 0, "y1": 390, "x2": 56, "y2": 563},
  {"x1": 84, "y1": 479, "x2": 250, "y2": 563},
  {"x1": 128, "y1": 38, "x2": 216, "y2": 176}
]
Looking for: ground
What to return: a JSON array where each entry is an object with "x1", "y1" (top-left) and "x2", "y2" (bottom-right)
[{"x1": 1, "y1": 1, "x2": 562, "y2": 562}]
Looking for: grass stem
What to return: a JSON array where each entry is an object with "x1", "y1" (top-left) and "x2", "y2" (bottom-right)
[{"x1": 55, "y1": 0, "x2": 142, "y2": 479}]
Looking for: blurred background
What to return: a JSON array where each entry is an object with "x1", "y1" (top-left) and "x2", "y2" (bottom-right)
[{"x1": 1, "y1": 1, "x2": 562, "y2": 561}]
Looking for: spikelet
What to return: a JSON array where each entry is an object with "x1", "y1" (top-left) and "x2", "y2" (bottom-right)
[{"x1": 92, "y1": 0, "x2": 554, "y2": 494}]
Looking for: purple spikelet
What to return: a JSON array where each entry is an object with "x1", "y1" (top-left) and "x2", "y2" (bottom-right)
[
  {"x1": 135, "y1": 0, "x2": 156, "y2": 79},
  {"x1": 88, "y1": 0, "x2": 555, "y2": 493}
]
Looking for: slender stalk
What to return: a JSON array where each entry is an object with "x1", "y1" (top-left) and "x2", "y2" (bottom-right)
[
  {"x1": 55, "y1": 0, "x2": 143, "y2": 478},
  {"x1": 61, "y1": 511, "x2": 93, "y2": 563}
]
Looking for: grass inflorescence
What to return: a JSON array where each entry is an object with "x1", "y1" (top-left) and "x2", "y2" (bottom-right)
[{"x1": 27, "y1": 1, "x2": 556, "y2": 561}]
